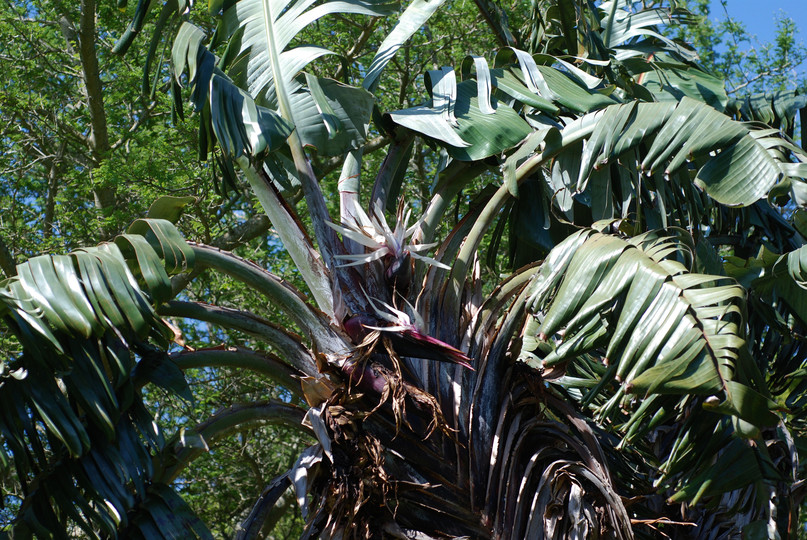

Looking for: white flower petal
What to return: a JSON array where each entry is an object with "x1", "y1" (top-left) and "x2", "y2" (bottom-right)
[{"x1": 411, "y1": 252, "x2": 451, "y2": 270}]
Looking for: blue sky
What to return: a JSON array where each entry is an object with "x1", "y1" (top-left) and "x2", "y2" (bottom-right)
[
  {"x1": 710, "y1": 0, "x2": 805, "y2": 45},
  {"x1": 705, "y1": 0, "x2": 807, "y2": 79}
]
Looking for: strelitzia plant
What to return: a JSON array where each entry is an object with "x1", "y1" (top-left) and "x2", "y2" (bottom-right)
[{"x1": 3, "y1": 0, "x2": 807, "y2": 538}]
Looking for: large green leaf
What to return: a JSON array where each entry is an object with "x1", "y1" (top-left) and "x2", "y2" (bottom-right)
[
  {"x1": 146, "y1": 195, "x2": 198, "y2": 223},
  {"x1": 173, "y1": 22, "x2": 294, "y2": 160},
  {"x1": 493, "y1": 48, "x2": 618, "y2": 112},
  {"x1": 726, "y1": 244, "x2": 807, "y2": 327},
  {"x1": 291, "y1": 76, "x2": 375, "y2": 157},
  {"x1": 210, "y1": 0, "x2": 396, "y2": 100},
  {"x1": 628, "y1": 58, "x2": 728, "y2": 111},
  {"x1": 601, "y1": 0, "x2": 695, "y2": 51},
  {"x1": 388, "y1": 65, "x2": 532, "y2": 160},
  {"x1": 177, "y1": 0, "x2": 396, "y2": 159},
  {"x1": 0, "y1": 220, "x2": 208, "y2": 537},
  {"x1": 518, "y1": 228, "x2": 780, "y2": 502},
  {"x1": 729, "y1": 90, "x2": 807, "y2": 133},
  {"x1": 362, "y1": 0, "x2": 450, "y2": 91},
  {"x1": 387, "y1": 47, "x2": 622, "y2": 160},
  {"x1": 570, "y1": 97, "x2": 791, "y2": 207},
  {"x1": 603, "y1": 0, "x2": 699, "y2": 64}
]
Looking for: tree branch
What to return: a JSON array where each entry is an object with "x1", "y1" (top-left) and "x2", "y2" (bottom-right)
[
  {"x1": 316, "y1": 135, "x2": 390, "y2": 178},
  {"x1": 333, "y1": 19, "x2": 379, "y2": 81},
  {"x1": 77, "y1": 0, "x2": 109, "y2": 161},
  {"x1": 156, "y1": 403, "x2": 311, "y2": 484},
  {"x1": 212, "y1": 215, "x2": 272, "y2": 251},
  {"x1": 235, "y1": 473, "x2": 293, "y2": 540},
  {"x1": 43, "y1": 142, "x2": 66, "y2": 239},
  {"x1": 77, "y1": 0, "x2": 116, "y2": 225},
  {"x1": 0, "y1": 234, "x2": 17, "y2": 277},
  {"x1": 472, "y1": 0, "x2": 519, "y2": 48}
]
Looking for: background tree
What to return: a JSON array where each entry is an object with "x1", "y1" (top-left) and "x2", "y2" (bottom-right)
[
  {"x1": 2, "y1": 0, "x2": 807, "y2": 539},
  {"x1": 0, "y1": 0, "x2": 310, "y2": 534},
  {"x1": 675, "y1": 0, "x2": 806, "y2": 96}
]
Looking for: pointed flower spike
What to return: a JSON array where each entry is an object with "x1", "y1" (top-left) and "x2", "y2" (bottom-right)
[
  {"x1": 400, "y1": 296, "x2": 426, "y2": 330},
  {"x1": 361, "y1": 289, "x2": 473, "y2": 369},
  {"x1": 335, "y1": 248, "x2": 390, "y2": 266},
  {"x1": 409, "y1": 242, "x2": 439, "y2": 252},
  {"x1": 332, "y1": 198, "x2": 448, "y2": 273},
  {"x1": 410, "y1": 252, "x2": 451, "y2": 270},
  {"x1": 362, "y1": 288, "x2": 408, "y2": 325},
  {"x1": 327, "y1": 221, "x2": 384, "y2": 249}
]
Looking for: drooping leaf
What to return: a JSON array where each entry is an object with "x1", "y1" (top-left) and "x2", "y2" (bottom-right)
[
  {"x1": 519, "y1": 228, "x2": 779, "y2": 503},
  {"x1": 292, "y1": 76, "x2": 375, "y2": 156},
  {"x1": 147, "y1": 195, "x2": 198, "y2": 223},
  {"x1": 629, "y1": 58, "x2": 728, "y2": 111},
  {"x1": 173, "y1": 22, "x2": 294, "y2": 160},
  {"x1": 175, "y1": 0, "x2": 397, "y2": 159},
  {"x1": 363, "y1": 0, "x2": 450, "y2": 91},
  {"x1": 566, "y1": 97, "x2": 791, "y2": 207},
  {"x1": 389, "y1": 65, "x2": 531, "y2": 160},
  {"x1": 0, "y1": 221, "x2": 203, "y2": 536},
  {"x1": 726, "y1": 244, "x2": 807, "y2": 327}
]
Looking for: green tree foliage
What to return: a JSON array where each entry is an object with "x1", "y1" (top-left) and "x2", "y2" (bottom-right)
[
  {"x1": 3, "y1": 0, "x2": 807, "y2": 538},
  {"x1": 0, "y1": 0, "x2": 314, "y2": 533}
]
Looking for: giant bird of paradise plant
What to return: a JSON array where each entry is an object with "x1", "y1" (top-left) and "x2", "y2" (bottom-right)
[{"x1": 4, "y1": 0, "x2": 807, "y2": 537}]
